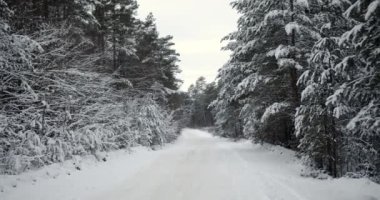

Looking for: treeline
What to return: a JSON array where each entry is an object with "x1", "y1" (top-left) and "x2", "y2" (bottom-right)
[
  {"x1": 0, "y1": 0, "x2": 185, "y2": 174},
  {"x1": 187, "y1": 77, "x2": 218, "y2": 128},
  {"x1": 212, "y1": 0, "x2": 379, "y2": 181}
]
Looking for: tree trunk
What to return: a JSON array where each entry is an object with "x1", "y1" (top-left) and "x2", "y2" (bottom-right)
[
  {"x1": 43, "y1": 0, "x2": 49, "y2": 19},
  {"x1": 112, "y1": 7, "x2": 117, "y2": 71},
  {"x1": 289, "y1": 0, "x2": 300, "y2": 106}
]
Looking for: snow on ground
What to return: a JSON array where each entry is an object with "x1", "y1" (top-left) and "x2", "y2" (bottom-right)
[
  {"x1": 1, "y1": 129, "x2": 380, "y2": 200},
  {"x1": 0, "y1": 146, "x2": 163, "y2": 200}
]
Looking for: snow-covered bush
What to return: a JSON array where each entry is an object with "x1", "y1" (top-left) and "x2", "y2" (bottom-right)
[
  {"x1": 130, "y1": 97, "x2": 177, "y2": 146},
  {"x1": 0, "y1": 20, "x2": 179, "y2": 175}
]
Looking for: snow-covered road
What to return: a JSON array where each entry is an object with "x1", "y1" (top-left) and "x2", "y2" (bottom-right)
[{"x1": 1, "y1": 129, "x2": 380, "y2": 200}]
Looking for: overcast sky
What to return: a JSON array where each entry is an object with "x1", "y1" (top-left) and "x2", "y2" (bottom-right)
[{"x1": 137, "y1": 0, "x2": 239, "y2": 91}]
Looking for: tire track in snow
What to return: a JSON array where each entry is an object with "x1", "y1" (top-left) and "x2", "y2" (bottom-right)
[{"x1": 225, "y1": 141, "x2": 308, "y2": 200}]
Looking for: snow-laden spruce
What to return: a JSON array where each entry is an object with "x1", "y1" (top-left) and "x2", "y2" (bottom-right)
[
  {"x1": 213, "y1": 0, "x2": 316, "y2": 145},
  {"x1": 213, "y1": 0, "x2": 380, "y2": 181}
]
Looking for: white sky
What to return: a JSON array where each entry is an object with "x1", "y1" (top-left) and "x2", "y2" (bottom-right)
[{"x1": 137, "y1": 0, "x2": 239, "y2": 91}]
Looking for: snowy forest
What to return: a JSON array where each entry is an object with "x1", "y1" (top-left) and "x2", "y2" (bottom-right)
[
  {"x1": 0, "y1": 0, "x2": 191, "y2": 175},
  {"x1": 209, "y1": 0, "x2": 379, "y2": 181},
  {"x1": 0, "y1": 0, "x2": 379, "y2": 194},
  {"x1": 186, "y1": 0, "x2": 380, "y2": 182}
]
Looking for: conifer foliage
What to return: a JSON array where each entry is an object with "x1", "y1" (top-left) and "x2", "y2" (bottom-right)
[
  {"x1": 0, "y1": 0, "x2": 182, "y2": 174},
  {"x1": 188, "y1": 77, "x2": 218, "y2": 128},
  {"x1": 214, "y1": 0, "x2": 379, "y2": 181}
]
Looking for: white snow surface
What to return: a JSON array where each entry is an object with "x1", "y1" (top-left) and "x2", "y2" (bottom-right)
[
  {"x1": 285, "y1": 22, "x2": 301, "y2": 35},
  {"x1": 1, "y1": 129, "x2": 379, "y2": 200}
]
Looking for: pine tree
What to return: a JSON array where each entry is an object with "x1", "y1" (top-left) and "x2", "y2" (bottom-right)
[
  {"x1": 296, "y1": 0, "x2": 351, "y2": 177},
  {"x1": 155, "y1": 35, "x2": 181, "y2": 90},
  {"x1": 188, "y1": 77, "x2": 218, "y2": 127},
  {"x1": 211, "y1": 62, "x2": 245, "y2": 138},
  {"x1": 91, "y1": 0, "x2": 139, "y2": 73},
  {"x1": 328, "y1": 0, "x2": 380, "y2": 178},
  {"x1": 125, "y1": 13, "x2": 180, "y2": 91},
  {"x1": 213, "y1": 0, "x2": 318, "y2": 146}
]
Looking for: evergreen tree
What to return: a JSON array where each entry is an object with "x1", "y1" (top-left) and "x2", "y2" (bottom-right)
[
  {"x1": 214, "y1": 0, "x2": 318, "y2": 146},
  {"x1": 119, "y1": 13, "x2": 181, "y2": 91},
  {"x1": 0, "y1": 0, "x2": 183, "y2": 174},
  {"x1": 328, "y1": 0, "x2": 380, "y2": 178},
  {"x1": 91, "y1": 0, "x2": 138, "y2": 73},
  {"x1": 188, "y1": 77, "x2": 218, "y2": 127},
  {"x1": 296, "y1": 0, "x2": 351, "y2": 177},
  {"x1": 211, "y1": 62, "x2": 244, "y2": 137}
]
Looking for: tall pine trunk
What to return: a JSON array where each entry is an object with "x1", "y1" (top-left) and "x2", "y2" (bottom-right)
[
  {"x1": 43, "y1": 0, "x2": 49, "y2": 19},
  {"x1": 289, "y1": 0, "x2": 300, "y2": 107},
  {"x1": 112, "y1": 4, "x2": 117, "y2": 71}
]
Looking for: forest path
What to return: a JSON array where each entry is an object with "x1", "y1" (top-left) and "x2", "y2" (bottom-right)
[
  {"x1": 2, "y1": 129, "x2": 378, "y2": 200},
  {"x1": 88, "y1": 129, "x2": 379, "y2": 200}
]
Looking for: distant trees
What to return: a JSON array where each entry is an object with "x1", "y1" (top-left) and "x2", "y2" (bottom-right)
[
  {"x1": 168, "y1": 91, "x2": 193, "y2": 130},
  {"x1": 188, "y1": 77, "x2": 218, "y2": 128},
  {"x1": 0, "y1": 0, "x2": 182, "y2": 174},
  {"x1": 214, "y1": 0, "x2": 379, "y2": 181},
  {"x1": 128, "y1": 13, "x2": 181, "y2": 90}
]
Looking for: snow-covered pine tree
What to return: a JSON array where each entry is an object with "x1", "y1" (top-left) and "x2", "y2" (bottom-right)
[
  {"x1": 327, "y1": 0, "x2": 380, "y2": 179},
  {"x1": 214, "y1": 0, "x2": 319, "y2": 146},
  {"x1": 259, "y1": 0, "x2": 321, "y2": 146},
  {"x1": 188, "y1": 78, "x2": 218, "y2": 127},
  {"x1": 91, "y1": 0, "x2": 139, "y2": 73},
  {"x1": 116, "y1": 13, "x2": 181, "y2": 92},
  {"x1": 155, "y1": 35, "x2": 181, "y2": 90},
  {"x1": 211, "y1": 61, "x2": 245, "y2": 138},
  {"x1": 109, "y1": 0, "x2": 138, "y2": 72},
  {"x1": 212, "y1": 0, "x2": 269, "y2": 139},
  {"x1": 296, "y1": 0, "x2": 351, "y2": 177}
]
